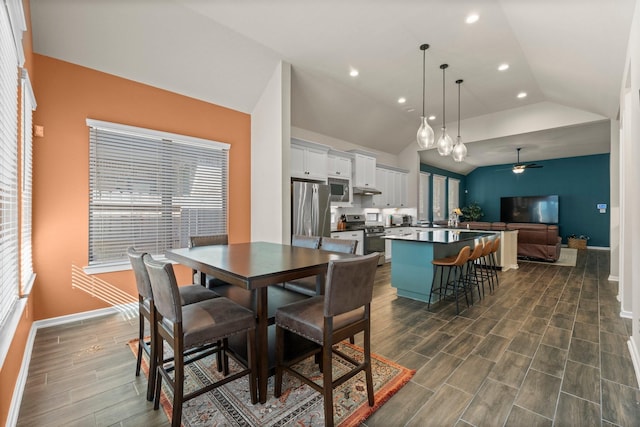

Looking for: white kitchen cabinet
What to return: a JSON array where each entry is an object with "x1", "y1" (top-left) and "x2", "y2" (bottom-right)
[
  {"x1": 291, "y1": 140, "x2": 329, "y2": 181},
  {"x1": 372, "y1": 166, "x2": 409, "y2": 208},
  {"x1": 352, "y1": 153, "x2": 376, "y2": 189},
  {"x1": 329, "y1": 230, "x2": 364, "y2": 255},
  {"x1": 327, "y1": 152, "x2": 352, "y2": 178}
]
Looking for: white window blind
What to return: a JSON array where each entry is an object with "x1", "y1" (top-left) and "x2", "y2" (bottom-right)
[
  {"x1": 20, "y1": 69, "x2": 35, "y2": 295},
  {"x1": 0, "y1": 3, "x2": 20, "y2": 326},
  {"x1": 87, "y1": 120, "x2": 229, "y2": 268},
  {"x1": 448, "y1": 178, "x2": 460, "y2": 215},
  {"x1": 432, "y1": 175, "x2": 446, "y2": 221}
]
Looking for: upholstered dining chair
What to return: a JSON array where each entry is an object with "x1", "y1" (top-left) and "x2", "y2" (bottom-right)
[
  {"x1": 291, "y1": 234, "x2": 322, "y2": 249},
  {"x1": 188, "y1": 234, "x2": 232, "y2": 289},
  {"x1": 428, "y1": 245, "x2": 471, "y2": 314},
  {"x1": 127, "y1": 247, "x2": 219, "y2": 401},
  {"x1": 143, "y1": 255, "x2": 257, "y2": 427},
  {"x1": 274, "y1": 252, "x2": 379, "y2": 427},
  {"x1": 284, "y1": 236, "x2": 358, "y2": 297}
]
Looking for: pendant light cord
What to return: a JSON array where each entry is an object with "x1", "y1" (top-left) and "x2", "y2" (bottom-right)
[
  {"x1": 440, "y1": 64, "x2": 448, "y2": 127},
  {"x1": 421, "y1": 48, "x2": 426, "y2": 117},
  {"x1": 457, "y1": 80, "x2": 461, "y2": 137}
]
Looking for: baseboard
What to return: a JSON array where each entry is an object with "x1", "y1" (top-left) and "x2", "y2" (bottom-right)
[
  {"x1": 7, "y1": 303, "x2": 137, "y2": 426},
  {"x1": 608, "y1": 274, "x2": 619, "y2": 282},
  {"x1": 620, "y1": 309, "x2": 633, "y2": 319},
  {"x1": 628, "y1": 337, "x2": 640, "y2": 388}
]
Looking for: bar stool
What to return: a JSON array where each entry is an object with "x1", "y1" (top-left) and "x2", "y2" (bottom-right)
[
  {"x1": 488, "y1": 237, "x2": 501, "y2": 288},
  {"x1": 464, "y1": 242, "x2": 485, "y2": 302},
  {"x1": 477, "y1": 238, "x2": 496, "y2": 294},
  {"x1": 428, "y1": 246, "x2": 471, "y2": 314}
]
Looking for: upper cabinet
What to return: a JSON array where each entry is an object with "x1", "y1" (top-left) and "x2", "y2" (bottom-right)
[
  {"x1": 350, "y1": 151, "x2": 377, "y2": 189},
  {"x1": 372, "y1": 166, "x2": 409, "y2": 208},
  {"x1": 327, "y1": 151, "x2": 353, "y2": 178},
  {"x1": 291, "y1": 139, "x2": 330, "y2": 181}
]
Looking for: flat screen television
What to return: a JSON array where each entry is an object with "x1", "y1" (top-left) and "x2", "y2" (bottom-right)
[{"x1": 500, "y1": 195, "x2": 559, "y2": 224}]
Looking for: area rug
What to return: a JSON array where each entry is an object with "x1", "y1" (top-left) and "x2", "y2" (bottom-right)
[
  {"x1": 519, "y1": 247, "x2": 577, "y2": 267},
  {"x1": 129, "y1": 339, "x2": 414, "y2": 426}
]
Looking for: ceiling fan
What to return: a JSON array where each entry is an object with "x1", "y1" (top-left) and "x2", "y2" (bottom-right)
[{"x1": 512, "y1": 147, "x2": 543, "y2": 174}]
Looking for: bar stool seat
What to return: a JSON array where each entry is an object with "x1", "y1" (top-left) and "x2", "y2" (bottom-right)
[{"x1": 428, "y1": 246, "x2": 471, "y2": 314}]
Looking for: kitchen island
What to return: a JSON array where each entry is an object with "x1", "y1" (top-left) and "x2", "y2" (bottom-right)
[{"x1": 383, "y1": 230, "x2": 491, "y2": 303}]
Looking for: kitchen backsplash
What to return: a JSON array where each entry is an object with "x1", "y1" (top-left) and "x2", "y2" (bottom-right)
[{"x1": 331, "y1": 206, "x2": 417, "y2": 226}]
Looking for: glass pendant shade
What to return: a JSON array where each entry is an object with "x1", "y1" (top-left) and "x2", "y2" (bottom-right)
[
  {"x1": 452, "y1": 136, "x2": 467, "y2": 162},
  {"x1": 417, "y1": 116, "x2": 435, "y2": 149},
  {"x1": 437, "y1": 129, "x2": 453, "y2": 155}
]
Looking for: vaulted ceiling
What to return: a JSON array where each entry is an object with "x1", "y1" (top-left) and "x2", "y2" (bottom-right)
[{"x1": 29, "y1": 0, "x2": 636, "y2": 174}]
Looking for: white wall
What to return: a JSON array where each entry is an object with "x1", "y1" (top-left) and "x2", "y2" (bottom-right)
[
  {"x1": 620, "y1": 0, "x2": 640, "y2": 384},
  {"x1": 610, "y1": 119, "x2": 620, "y2": 283},
  {"x1": 251, "y1": 61, "x2": 291, "y2": 244}
]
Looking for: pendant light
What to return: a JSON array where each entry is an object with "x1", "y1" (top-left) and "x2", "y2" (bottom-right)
[
  {"x1": 436, "y1": 64, "x2": 454, "y2": 156},
  {"x1": 452, "y1": 79, "x2": 467, "y2": 162},
  {"x1": 416, "y1": 44, "x2": 435, "y2": 149}
]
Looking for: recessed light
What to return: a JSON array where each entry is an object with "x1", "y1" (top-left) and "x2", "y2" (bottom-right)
[
  {"x1": 398, "y1": 97, "x2": 406, "y2": 104},
  {"x1": 428, "y1": 115, "x2": 436, "y2": 121},
  {"x1": 406, "y1": 108, "x2": 416, "y2": 113},
  {"x1": 465, "y1": 14, "x2": 479, "y2": 24},
  {"x1": 517, "y1": 92, "x2": 527, "y2": 99},
  {"x1": 349, "y1": 68, "x2": 359, "y2": 77},
  {"x1": 498, "y1": 63, "x2": 509, "y2": 71}
]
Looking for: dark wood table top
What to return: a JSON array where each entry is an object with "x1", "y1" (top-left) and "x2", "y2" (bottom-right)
[{"x1": 166, "y1": 241, "x2": 357, "y2": 289}]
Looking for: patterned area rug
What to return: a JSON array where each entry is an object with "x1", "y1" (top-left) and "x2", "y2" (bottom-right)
[{"x1": 129, "y1": 339, "x2": 414, "y2": 426}]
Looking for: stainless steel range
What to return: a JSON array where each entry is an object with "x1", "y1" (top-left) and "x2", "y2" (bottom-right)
[{"x1": 344, "y1": 214, "x2": 385, "y2": 265}]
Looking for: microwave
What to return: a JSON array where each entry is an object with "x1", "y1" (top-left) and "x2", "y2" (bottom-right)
[{"x1": 328, "y1": 177, "x2": 351, "y2": 203}]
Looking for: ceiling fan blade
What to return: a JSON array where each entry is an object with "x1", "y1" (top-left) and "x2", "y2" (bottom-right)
[{"x1": 524, "y1": 164, "x2": 543, "y2": 169}]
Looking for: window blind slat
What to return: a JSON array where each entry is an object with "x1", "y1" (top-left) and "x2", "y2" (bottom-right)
[{"x1": 88, "y1": 123, "x2": 228, "y2": 266}]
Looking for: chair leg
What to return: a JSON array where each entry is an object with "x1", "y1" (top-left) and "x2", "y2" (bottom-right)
[
  {"x1": 364, "y1": 325, "x2": 374, "y2": 407},
  {"x1": 222, "y1": 338, "x2": 230, "y2": 375},
  {"x1": 322, "y1": 341, "x2": 334, "y2": 427},
  {"x1": 153, "y1": 339, "x2": 163, "y2": 410},
  {"x1": 172, "y1": 345, "x2": 184, "y2": 427},
  {"x1": 146, "y1": 317, "x2": 157, "y2": 402},
  {"x1": 136, "y1": 314, "x2": 144, "y2": 377},
  {"x1": 274, "y1": 326, "x2": 284, "y2": 398}
]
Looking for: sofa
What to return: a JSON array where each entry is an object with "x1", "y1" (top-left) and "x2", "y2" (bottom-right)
[{"x1": 459, "y1": 221, "x2": 562, "y2": 262}]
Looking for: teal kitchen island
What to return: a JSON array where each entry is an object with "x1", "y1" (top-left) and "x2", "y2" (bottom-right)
[{"x1": 383, "y1": 230, "x2": 492, "y2": 303}]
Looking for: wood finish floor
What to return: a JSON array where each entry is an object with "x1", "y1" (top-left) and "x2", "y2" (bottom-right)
[{"x1": 17, "y1": 249, "x2": 640, "y2": 426}]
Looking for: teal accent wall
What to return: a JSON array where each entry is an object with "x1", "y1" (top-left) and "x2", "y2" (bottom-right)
[{"x1": 461, "y1": 154, "x2": 610, "y2": 247}]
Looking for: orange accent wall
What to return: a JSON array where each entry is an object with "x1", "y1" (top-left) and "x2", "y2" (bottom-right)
[{"x1": 30, "y1": 54, "x2": 252, "y2": 321}]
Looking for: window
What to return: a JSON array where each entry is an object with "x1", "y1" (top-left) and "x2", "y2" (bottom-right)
[
  {"x1": 418, "y1": 172, "x2": 430, "y2": 221},
  {"x1": 432, "y1": 175, "x2": 446, "y2": 221},
  {"x1": 448, "y1": 178, "x2": 460, "y2": 217},
  {"x1": 86, "y1": 119, "x2": 230, "y2": 272},
  {"x1": 0, "y1": 2, "x2": 20, "y2": 326},
  {"x1": 20, "y1": 69, "x2": 36, "y2": 295}
]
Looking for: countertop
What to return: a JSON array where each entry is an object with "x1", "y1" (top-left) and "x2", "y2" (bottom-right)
[{"x1": 382, "y1": 230, "x2": 491, "y2": 244}]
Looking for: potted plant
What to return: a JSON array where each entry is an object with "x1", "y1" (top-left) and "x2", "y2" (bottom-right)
[{"x1": 461, "y1": 202, "x2": 484, "y2": 222}]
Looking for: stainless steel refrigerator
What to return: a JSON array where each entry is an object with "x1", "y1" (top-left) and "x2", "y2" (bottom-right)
[{"x1": 292, "y1": 181, "x2": 331, "y2": 237}]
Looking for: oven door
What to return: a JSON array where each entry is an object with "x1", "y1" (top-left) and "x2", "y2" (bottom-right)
[{"x1": 364, "y1": 232, "x2": 386, "y2": 265}]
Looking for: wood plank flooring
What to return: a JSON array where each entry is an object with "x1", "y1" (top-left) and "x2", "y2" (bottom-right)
[{"x1": 17, "y1": 249, "x2": 640, "y2": 426}]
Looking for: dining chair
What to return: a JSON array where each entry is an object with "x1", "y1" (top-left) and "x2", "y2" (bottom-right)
[
  {"x1": 189, "y1": 234, "x2": 232, "y2": 289},
  {"x1": 291, "y1": 234, "x2": 321, "y2": 249},
  {"x1": 274, "y1": 252, "x2": 379, "y2": 427},
  {"x1": 127, "y1": 247, "x2": 220, "y2": 401},
  {"x1": 284, "y1": 237, "x2": 358, "y2": 297},
  {"x1": 143, "y1": 255, "x2": 257, "y2": 427},
  {"x1": 428, "y1": 245, "x2": 471, "y2": 314}
]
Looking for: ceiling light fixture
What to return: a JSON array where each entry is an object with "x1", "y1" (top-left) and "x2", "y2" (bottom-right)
[
  {"x1": 349, "y1": 69, "x2": 359, "y2": 77},
  {"x1": 517, "y1": 91, "x2": 527, "y2": 98},
  {"x1": 466, "y1": 14, "x2": 479, "y2": 24},
  {"x1": 436, "y1": 64, "x2": 454, "y2": 156},
  {"x1": 429, "y1": 115, "x2": 436, "y2": 121},
  {"x1": 398, "y1": 97, "x2": 406, "y2": 104},
  {"x1": 498, "y1": 63, "x2": 509, "y2": 71},
  {"x1": 416, "y1": 44, "x2": 435, "y2": 149},
  {"x1": 452, "y1": 79, "x2": 467, "y2": 162}
]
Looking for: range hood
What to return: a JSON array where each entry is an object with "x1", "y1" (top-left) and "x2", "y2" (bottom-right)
[{"x1": 352, "y1": 186, "x2": 382, "y2": 196}]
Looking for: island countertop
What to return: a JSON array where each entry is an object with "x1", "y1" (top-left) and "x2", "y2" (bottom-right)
[{"x1": 382, "y1": 230, "x2": 490, "y2": 244}]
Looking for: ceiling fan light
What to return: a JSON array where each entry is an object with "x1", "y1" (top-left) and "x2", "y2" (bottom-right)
[
  {"x1": 437, "y1": 128, "x2": 454, "y2": 155},
  {"x1": 417, "y1": 116, "x2": 435, "y2": 149},
  {"x1": 452, "y1": 136, "x2": 467, "y2": 162},
  {"x1": 512, "y1": 167, "x2": 525, "y2": 174}
]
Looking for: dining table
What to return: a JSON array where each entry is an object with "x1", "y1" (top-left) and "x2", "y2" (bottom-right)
[{"x1": 165, "y1": 240, "x2": 358, "y2": 403}]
